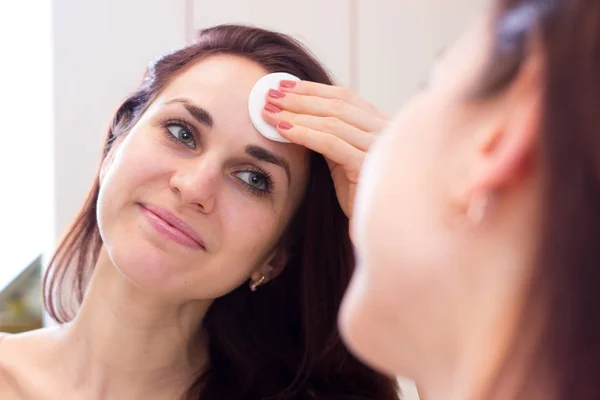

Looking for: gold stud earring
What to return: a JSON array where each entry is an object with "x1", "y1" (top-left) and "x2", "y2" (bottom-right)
[{"x1": 250, "y1": 275, "x2": 266, "y2": 291}]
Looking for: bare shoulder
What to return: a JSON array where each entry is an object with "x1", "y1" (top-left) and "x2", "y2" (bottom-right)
[
  {"x1": 0, "y1": 328, "x2": 63, "y2": 399},
  {"x1": 0, "y1": 369, "x2": 23, "y2": 399},
  {"x1": 0, "y1": 332, "x2": 25, "y2": 399}
]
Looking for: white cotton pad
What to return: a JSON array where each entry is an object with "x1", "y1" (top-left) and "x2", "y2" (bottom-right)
[{"x1": 248, "y1": 72, "x2": 300, "y2": 143}]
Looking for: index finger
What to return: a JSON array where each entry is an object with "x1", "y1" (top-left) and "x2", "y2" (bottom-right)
[{"x1": 279, "y1": 80, "x2": 389, "y2": 121}]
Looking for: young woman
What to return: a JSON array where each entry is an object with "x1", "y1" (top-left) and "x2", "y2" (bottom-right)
[{"x1": 0, "y1": 25, "x2": 398, "y2": 400}]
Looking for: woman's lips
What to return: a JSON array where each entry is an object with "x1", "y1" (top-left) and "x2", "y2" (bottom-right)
[{"x1": 139, "y1": 203, "x2": 206, "y2": 250}]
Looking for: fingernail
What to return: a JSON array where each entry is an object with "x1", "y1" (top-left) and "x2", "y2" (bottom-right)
[
  {"x1": 278, "y1": 121, "x2": 293, "y2": 130},
  {"x1": 264, "y1": 103, "x2": 281, "y2": 113},
  {"x1": 280, "y1": 80, "x2": 297, "y2": 89},
  {"x1": 268, "y1": 89, "x2": 286, "y2": 99}
]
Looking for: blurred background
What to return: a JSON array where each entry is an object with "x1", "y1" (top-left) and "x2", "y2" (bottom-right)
[{"x1": 0, "y1": 1, "x2": 483, "y2": 398}]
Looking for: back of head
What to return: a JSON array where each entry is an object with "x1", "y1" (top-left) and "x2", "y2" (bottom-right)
[
  {"x1": 481, "y1": 1, "x2": 600, "y2": 398},
  {"x1": 44, "y1": 24, "x2": 398, "y2": 400}
]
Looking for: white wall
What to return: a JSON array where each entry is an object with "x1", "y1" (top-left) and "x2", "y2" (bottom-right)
[
  {"x1": 193, "y1": 0, "x2": 352, "y2": 87},
  {"x1": 358, "y1": 0, "x2": 484, "y2": 113},
  {"x1": 0, "y1": 0, "x2": 53, "y2": 291}
]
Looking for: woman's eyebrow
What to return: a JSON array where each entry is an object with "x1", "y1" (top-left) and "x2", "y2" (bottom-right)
[{"x1": 166, "y1": 98, "x2": 214, "y2": 128}]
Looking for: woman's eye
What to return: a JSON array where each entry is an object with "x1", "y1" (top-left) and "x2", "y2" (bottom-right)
[
  {"x1": 236, "y1": 171, "x2": 268, "y2": 191},
  {"x1": 166, "y1": 124, "x2": 196, "y2": 148}
]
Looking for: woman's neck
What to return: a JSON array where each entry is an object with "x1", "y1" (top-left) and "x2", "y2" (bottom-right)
[
  {"x1": 51, "y1": 248, "x2": 210, "y2": 399},
  {"x1": 415, "y1": 247, "x2": 549, "y2": 400},
  {"x1": 414, "y1": 300, "x2": 524, "y2": 400}
]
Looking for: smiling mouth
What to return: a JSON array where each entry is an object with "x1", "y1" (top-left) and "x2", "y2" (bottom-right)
[{"x1": 138, "y1": 203, "x2": 206, "y2": 250}]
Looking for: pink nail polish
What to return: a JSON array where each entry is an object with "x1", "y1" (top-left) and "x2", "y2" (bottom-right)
[
  {"x1": 264, "y1": 103, "x2": 282, "y2": 113},
  {"x1": 278, "y1": 121, "x2": 293, "y2": 130},
  {"x1": 268, "y1": 89, "x2": 286, "y2": 99},
  {"x1": 280, "y1": 80, "x2": 297, "y2": 89}
]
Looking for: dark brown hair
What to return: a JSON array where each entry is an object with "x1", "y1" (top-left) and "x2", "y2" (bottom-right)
[
  {"x1": 43, "y1": 25, "x2": 399, "y2": 400},
  {"x1": 480, "y1": 1, "x2": 600, "y2": 398}
]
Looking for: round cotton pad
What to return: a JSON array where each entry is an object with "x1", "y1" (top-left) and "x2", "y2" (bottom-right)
[{"x1": 248, "y1": 72, "x2": 300, "y2": 143}]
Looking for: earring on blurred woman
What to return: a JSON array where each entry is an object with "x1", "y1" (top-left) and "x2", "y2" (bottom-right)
[
  {"x1": 466, "y1": 191, "x2": 491, "y2": 226},
  {"x1": 250, "y1": 275, "x2": 266, "y2": 291}
]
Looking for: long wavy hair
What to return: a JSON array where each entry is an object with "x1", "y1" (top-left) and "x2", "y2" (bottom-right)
[
  {"x1": 478, "y1": 1, "x2": 600, "y2": 398},
  {"x1": 43, "y1": 24, "x2": 399, "y2": 400}
]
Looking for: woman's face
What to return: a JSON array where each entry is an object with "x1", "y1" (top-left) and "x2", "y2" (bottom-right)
[
  {"x1": 97, "y1": 55, "x2": 309, "y2": 300},
  {"x1": 340, "y1": 11, "x2": 543, "y2": 377}
]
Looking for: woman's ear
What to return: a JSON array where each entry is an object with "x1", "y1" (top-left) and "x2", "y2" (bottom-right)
[
  {"x1": 458, "y1": 47, "x2": 543, "y2": 207},
  {"x1": 252, "y1": 246, "x2": 289, "y2": 285}
]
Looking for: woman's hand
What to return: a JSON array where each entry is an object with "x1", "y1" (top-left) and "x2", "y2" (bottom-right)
[{"x1": 261, "y1": 80, "x2": 389, "y2": 222}]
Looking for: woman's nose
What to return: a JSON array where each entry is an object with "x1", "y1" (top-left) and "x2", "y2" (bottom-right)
[{"x1": 169, "y1": 157, "x2": 222, "y2": 214}]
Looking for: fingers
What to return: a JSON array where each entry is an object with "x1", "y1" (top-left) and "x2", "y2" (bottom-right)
[
  {"x1": 262, "y1": 107, "x2": 375, "y2": 152},
  {"x1": 266, "y1": 88, "x2": 387, "y2": 134},
  {"x1": 271, "y1": 119, "x2": 365, "y2": 174},
  {"x1": 279, "y1": 80, "x2": 390, "y2": 121}
]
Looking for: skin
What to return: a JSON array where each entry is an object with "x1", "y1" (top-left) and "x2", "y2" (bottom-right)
[
  {"x1": 0, "y1": 54, "x2": 385, "y2": 399},
  {"x1": 340, "y1": 9, "x2": 547, "y2": 400}
]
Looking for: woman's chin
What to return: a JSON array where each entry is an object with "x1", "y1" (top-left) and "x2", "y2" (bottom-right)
[
  {"x1": 107, "y1": 239, "x2": 187, "y2": 294},
  {"x1": 339, "y1": 273, "x2": 401, "y2": 378}
]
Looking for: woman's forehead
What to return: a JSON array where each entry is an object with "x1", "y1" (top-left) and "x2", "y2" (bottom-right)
[{"x1": 163, "y1": 55, "x2": 269, "y2": 102}]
